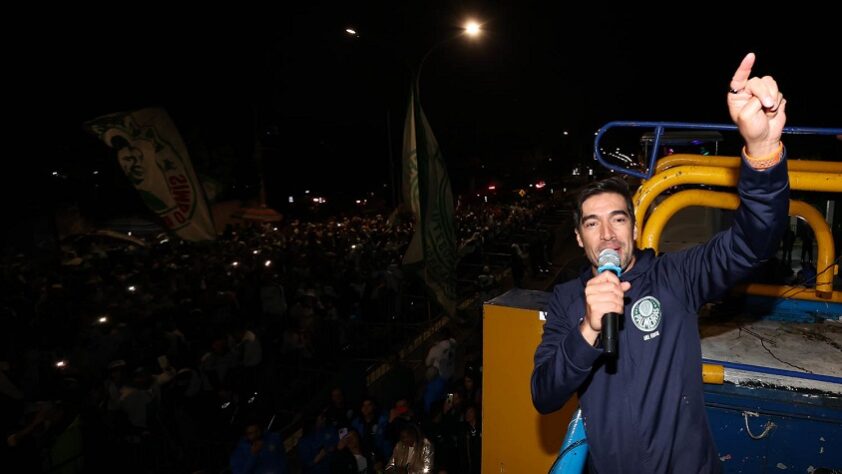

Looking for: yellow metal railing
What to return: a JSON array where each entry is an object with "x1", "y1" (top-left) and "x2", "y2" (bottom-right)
[
  {"x1": 737, "y1": 283, "x2": 842, "y2": 303},
  {"x1": 640, "y1": 189, "x2": 836, "y2": 299},
  {"x1": 655, "y1": 154, "x2": 842, "y2": 175},
  {"x1": 633, "y1": 166, "x2": 842, "y2": 244}
]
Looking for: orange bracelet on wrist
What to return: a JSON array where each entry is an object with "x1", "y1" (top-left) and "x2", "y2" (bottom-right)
[{"x1": 742, "y1": 142, "x2": 784, "y2": 170}]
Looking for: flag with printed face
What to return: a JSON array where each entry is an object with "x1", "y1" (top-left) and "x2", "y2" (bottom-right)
[
  {"x1": 86, "y1": 108, "x2": 216, "y2": 241},
  {"x1": 402, "y1": 84, "x2": 457, "y2": 315}
]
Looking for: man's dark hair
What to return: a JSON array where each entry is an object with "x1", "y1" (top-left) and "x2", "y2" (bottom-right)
[
  {"x1": 574, "y1": 177, "x2": 635, "y2": 227},
  {"x1": 360, "y1": 396, "x2": 378, "y2": 407}
]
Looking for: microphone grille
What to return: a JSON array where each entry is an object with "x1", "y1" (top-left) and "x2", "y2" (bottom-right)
[{"x1": 597, "y1": 248, "x2": 621, "y2": 268}]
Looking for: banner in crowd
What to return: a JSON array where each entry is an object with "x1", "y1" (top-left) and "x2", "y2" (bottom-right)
[
  {"x1": 402, "y1": 84, "x2": 457, "y2": 315},
  {"x1": 85, "y1": 108, "x2": 216, "y2": 241}
]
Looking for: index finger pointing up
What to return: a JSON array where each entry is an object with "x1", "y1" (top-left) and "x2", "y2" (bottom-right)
[{"x1": 730, "y1": 52, "x2": 756, "y2": 92}]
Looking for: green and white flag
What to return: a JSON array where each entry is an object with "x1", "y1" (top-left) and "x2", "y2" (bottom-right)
[
  {"x1": 402, "y1": 84, "x2": 457, "y2": 315},
  {"x1": 86, "y1": 108, "x2": 216, "y2": 241}
]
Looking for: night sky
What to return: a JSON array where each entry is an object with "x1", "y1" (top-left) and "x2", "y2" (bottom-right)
[{"x1": 9, "y1": 4, "x2": 841, "y2": 224}]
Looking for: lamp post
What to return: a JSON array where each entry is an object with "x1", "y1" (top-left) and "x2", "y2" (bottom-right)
[
  {"x1": 344, "y1": 20, "x2": 483, "y2": 208},
  {"x1": 344, "y1": 27, "x2": 402, "y2": 207},
  {"x1": 414, "y1": 20, "x2": 483, "y2": 105}
]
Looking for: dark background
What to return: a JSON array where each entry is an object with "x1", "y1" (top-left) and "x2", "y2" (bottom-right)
[{"x1": 6, "y1": 3, "x2": 841, "y2": 228}]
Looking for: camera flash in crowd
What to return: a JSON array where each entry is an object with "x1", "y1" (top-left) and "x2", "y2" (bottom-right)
[
  {"x1": 127, "y1": 285, "x2": 136, "y2": 293},
  {"x1": 232, "y1": 261, "x2": 239, "y2": 267},
  {"x1": 98, "y1": 316, "x2": 108, "y2": 324},
  {"x1": 264, "y1": 260, "x2": 272, "y2": 267},
  {"x1": 55, "y1": 360, "x2": 67, "y2": 368}
]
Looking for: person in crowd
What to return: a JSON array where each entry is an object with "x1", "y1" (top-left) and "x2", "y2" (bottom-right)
[
  {"x1": 325, "y1": 387, "x2": 354, "y2": 428},
  {"x1": 456, "y1": 404, "x2": 481, "y2": 474},
  {"x1": 460, "y1": 372, "x2": 482, "y2": 407},
  {"x1": 230, "y1": 420, "x2": 289, "y2": 474},
  {"x1": 424, "y1": 332, "x2": 457, "y2": 383},
  {"x1": 298, "y1": 410, "x2": 338, "y2": 474},
  {"x1": 385, "y1": 424, "x2": 434, "y2": 474},
  {"x1": 351, "y1": 397, "x2": 390, "y2": 467},
  {"x1": 330, "y1": 429, "x2": 372, "y2": 473}
]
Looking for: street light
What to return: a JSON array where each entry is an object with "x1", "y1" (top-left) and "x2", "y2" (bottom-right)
[
  {"x1": 343, "y1": 20, "x2": 483, "y2": 207},
  {"x1": 417, "y1": 20, "x2": 484, "y2": 89},
  {"x1": 464, "y1": 20, "x2": 482, "y2": 37},
  {"x1": 344, "y1": 20, "x2": 482, "y2": 87},
  {"x1": 344, "y1": 26, "x2": 402, "y2": 206}
]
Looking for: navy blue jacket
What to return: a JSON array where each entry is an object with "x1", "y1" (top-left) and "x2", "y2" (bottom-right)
[
  {"x1": 532, "y1": 154, "x2": 789, "y2": 473},
  {"x1": 230, "y1": 431, "x2": 289, "y2": 474}
]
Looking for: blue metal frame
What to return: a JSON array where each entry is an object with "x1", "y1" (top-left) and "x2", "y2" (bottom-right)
[
  {"x1": 704, "y1": 381, "x2": 842, "y2": 473},
  {"x1": 703, "y1": 358, "x2": 842, "y2": 386},
  {"x1": 741, "y1": 295, "x2": 842, "y2": 322},
  {"x1": 593, "y1": 121, "x2": 842, "y2": 179},
  {"x1": 705, "y1": 382, "x2": 842, "y2": 421},
  {"x1": 549, "y1": 408, "x2": 588, "y2": 474}
]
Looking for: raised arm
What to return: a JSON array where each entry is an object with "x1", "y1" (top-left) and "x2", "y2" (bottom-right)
[
  {"x1": 728, "y1": 52, "x2": 786, "y2": 159},
  {"x1": 665, "y1": 53, "x2": 790, "y2": 310}
]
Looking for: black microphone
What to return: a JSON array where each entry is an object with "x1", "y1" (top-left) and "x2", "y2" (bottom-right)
[{"x1": 597, "y1": 248, "x2": 622, "y2": 357}]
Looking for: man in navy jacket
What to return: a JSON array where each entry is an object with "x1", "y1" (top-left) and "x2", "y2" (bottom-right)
[
  {"x1": 230, "y1": 421, "x2": 289, "y2": 474},
  {"x1": 532, "y1": 53, "x2": 789, "y2": 473}
]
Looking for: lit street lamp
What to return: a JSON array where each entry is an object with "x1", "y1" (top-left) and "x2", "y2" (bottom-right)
[
  {"x1": 344, "y1": 19, "x2": 483, "y2": 207},
  {"x1": 464, "y1": 20, "x2": 482, "y2": 37},
  {"x1": 416, "y1": 20, "x2": 484, "y2": 95}
]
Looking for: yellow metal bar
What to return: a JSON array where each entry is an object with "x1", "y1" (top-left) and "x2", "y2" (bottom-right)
[
  {"x1": 702, "y1": 363, "x2": 725, "y2": 384},
  {"x1": 633, "y1": 166, "x2": 842, "y2": 241},
  {"x1": 736, "y1": 283, "x2": 842, "y2": 303},
  {"x1": 641, "y1": 190, "x2": 835, "y2": 299},
  {"x1": 655, "y1": 154, "x2": 842, "y2": 174}
]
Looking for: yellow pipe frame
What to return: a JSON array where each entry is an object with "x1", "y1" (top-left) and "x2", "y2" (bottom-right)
[
  {"x1": 702, "y1": 363, "x2": 725, "y2": 384},
  {"x1": 641, "y1": 190, "x2": 836, "y2": 299},
  {"x1": 655, "y1": 154, "x2": 842, "y2": 175},
  {"x1": 738, "y1": 284, "x2": 842, "y2": 303},
  {"x1": 633, "y1": 166, "x2": 842, "y2": 242}
]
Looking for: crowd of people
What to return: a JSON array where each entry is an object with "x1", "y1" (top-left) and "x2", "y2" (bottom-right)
[{"x1": 0, "y1": 190, "x2": 563, "y2": 473}]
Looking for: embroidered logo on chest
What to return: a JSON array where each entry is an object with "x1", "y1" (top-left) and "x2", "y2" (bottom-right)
[{"x1": 631, "y1": 296, "x2": 662, "y2": 334}]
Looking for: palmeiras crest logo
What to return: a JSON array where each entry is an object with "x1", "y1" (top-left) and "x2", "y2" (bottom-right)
[{"x1": 630, "y1": 296, "x2": 661, "y2": 333}]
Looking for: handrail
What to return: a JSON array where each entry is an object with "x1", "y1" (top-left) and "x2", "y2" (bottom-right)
[
  {"x1": 641, "y1": 190, "x2": 835, "y2": 299},
  {"x1": 655, "y1": 154, "x2": 842, "y2": 175},
  {"x1": 593, "y1": 121, "x2": 842, "y2": 179},
  {"x1": 632, "y1": 166, "x2": 842, "y2": 242}
]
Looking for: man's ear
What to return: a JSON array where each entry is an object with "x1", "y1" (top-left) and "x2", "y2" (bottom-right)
[
  {"x1": 575, "y1": 228, "x2": 583, "y2": 248},
  {"x1": 633, "y1": 221, "x2": 638, "y2": 243}
]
